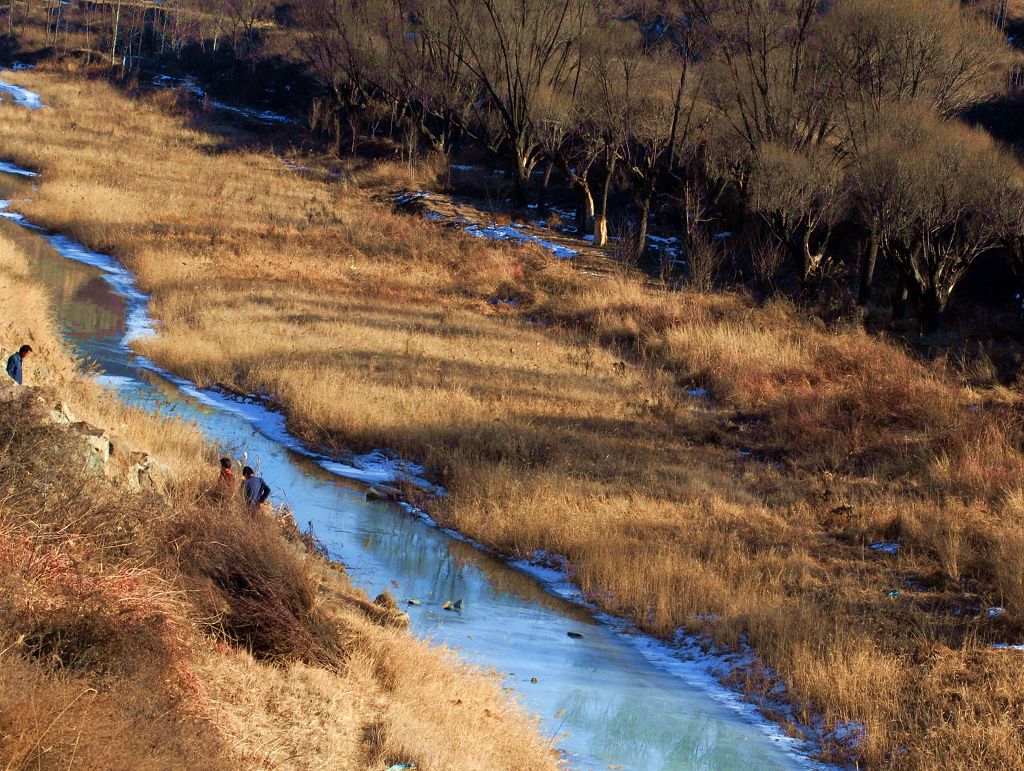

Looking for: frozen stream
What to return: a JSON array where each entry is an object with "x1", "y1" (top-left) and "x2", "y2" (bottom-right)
[{"x1": 0, "y1": 80, "x2": 822, "y2": 770}]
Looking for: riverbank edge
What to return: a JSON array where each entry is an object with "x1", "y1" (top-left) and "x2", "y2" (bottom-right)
[
  {"x1": 0, "y1": 68, "x2": 846, "y2": 764},
  {"x1": 0, "y1": 189, "x2": 566, "y2": 770},
  {"x1": 33, "y1": 200, "x2": 833, "y2": 766}
]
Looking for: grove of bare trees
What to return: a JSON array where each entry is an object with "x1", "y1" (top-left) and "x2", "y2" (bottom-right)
[
  {"x1": 282, "y1": 0, "x2": 1021, "y2": 330},
  {"x1": 11, "y1": 0, "x2": 1024, "y2": 331}
]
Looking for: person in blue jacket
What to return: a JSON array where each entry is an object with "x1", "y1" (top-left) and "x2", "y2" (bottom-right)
[
  {"x1": 6, "y1": 344, "x2": 31, "y2": 384},
  {"x1": 241, "y1": 465, "x2": 271, "y2": 512}
]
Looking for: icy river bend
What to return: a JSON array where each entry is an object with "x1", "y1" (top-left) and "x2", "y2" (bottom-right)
[{"x1": 0, "y1": 77, "x2": 824, "y2": 771}]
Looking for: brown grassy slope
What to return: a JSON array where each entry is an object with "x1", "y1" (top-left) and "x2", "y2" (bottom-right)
[
  {"x1": 0, "y1": 231, "x2": 557, "y2": 769},
  {"x1": 5, "y1": 67, "x2": 1024, "y2": 766}
]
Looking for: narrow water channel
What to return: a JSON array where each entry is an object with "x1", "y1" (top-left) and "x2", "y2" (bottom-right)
[{"x1": 0, "y1": 166, "x2": 816, "y2": 770}]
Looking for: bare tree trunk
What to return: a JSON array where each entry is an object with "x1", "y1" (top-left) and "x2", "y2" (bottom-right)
[
  {"x1": 893, "y1": 276, "x2": 909, "y2": 320},
  {"x1": 51, "y1": 0, "x2": 62, "y2": 47},
  {"x1": 594, "y1": 154, "x2": 617, "y2": 247},
  {"x1": 857, "y1": 234, "x2": 878, "y2": 306},
  {"x1": 349, "y1": 111, "x2": 359, "y2": 155},
  {"x1": 334, "y1": 116, "x2": 344, "y2": 156},
  {"x1": 512, "y1": 150, "x2": 533, "y2": 208},
  {"x1": 537, "y1": 160, "x2": 553, "y2": 218},
  {"x1": 916, "y1": 289, "x2": 944, "y2": 335},
  {"x1": 85, "y1": 4, "x2": 92, "y2": 65},
  {"x1": 635, "y1": 180, "x2": 654, "y2": 257},
  {"x1": 111, "y1": 0, "x2": 122, "y2": 67},
  {"x1": 574, "y1": 181, "x2": 594, "y2": 238}
]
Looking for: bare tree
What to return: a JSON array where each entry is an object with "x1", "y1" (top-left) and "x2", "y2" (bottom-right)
[
  {"x1": 294, "y1": 0, "x2": 378, "y2": 155},
  {"x1": 990, "y1": 173, "x2": 1024, "y2": 281},
  {"x1": 440, "y1": 0, "x2": 591, "y2": 205},
  {"x1": 694, "y1": 0, "x2": 835, "y2": 153},
  {"x1": 619, "y1": 7, "x2": 711, "y2": 257},
  {"x1": 818, "y1": 0, "x2": 1009, "y2": 307},
  {"x1": 534, "y1": 77, "x2": 602, "y2": 234},
  {"x1": 367, "y1": 1, "x2": 482, "y2": 158},
  {"x1": 686, "y1": 226, "x2": 725, "y2": 290},
  {"x1": 749, "y1": 143, "x2": 846, "y2": 287},
  {"x1": 823, "y1": 0, "x2": 1008, "y2": 143},
  {"x1": 586, "y1": 22, "x2": 634, "y2": 247},
  {"x1": 864, "y1": 116, "x2": 1013, "y2": 331},
  {"x1": 221, "y1": 0, "x2": 271, "y2": 72}
]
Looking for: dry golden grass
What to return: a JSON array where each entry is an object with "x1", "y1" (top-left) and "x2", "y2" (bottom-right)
[
  {"x1": 0, "y1": 227, "x2": 557, "y2": 768},
  {"x1": 0, "y1": 224, "x2": 211, "y2": 477},
  {"x1": 5, "y1": 67, "x2": 1024, "y2": 766}
]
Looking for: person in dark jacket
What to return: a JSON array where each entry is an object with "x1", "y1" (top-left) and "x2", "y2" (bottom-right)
[
  {"x1": 241, "y1": 465, "x2": 271, "y2": 512},
  {"x1": 6, "y1": 344, "x2": 31, "y2": 385}
]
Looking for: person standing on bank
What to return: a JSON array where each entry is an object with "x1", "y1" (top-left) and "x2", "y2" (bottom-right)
[
  {"x1": 6, "y1": 344, "x2": 31, "y2": 385},
  {"x1": 241, "y1": 465, "x2": 271, "y2": 512}
]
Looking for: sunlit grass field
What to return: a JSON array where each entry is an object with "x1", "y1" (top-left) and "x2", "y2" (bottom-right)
[{"x1": 6, "y1": 67, "x2": 1024, "y2": 766}]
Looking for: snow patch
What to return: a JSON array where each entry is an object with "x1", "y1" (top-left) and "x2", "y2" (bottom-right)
[
  {"x1": 320, "y1": 450, "x2": 443, "y2": 495},
  {"x1": 151, "y1": 74, "x2": 294, "y2": 125},
  {"x1": 210, "y1": 99, "x2": 295, "y2": 125},
  {"x1": 0, "y1": 161, "x2": 36, "y2": 177},
  {"x1": 464, "y1": 222, "x2": 577, "y2": 259},
  {"x1": 0, "y1": 75, "x2": 43, "y2": 110},
  {"x1": 0, "y1": 200, "x2": 44, "y2": 230},
  {"x1": 395, "y1": 191, "x2": 429, "y2": 206},
  {"x1": 869, "y1": 542, "x2": 900, "y2": 554},
  {"x1": 94, "y1": 373, "x2": 137, "y2": 390},
  {"x1": 487, "y1": 296, "x2": 520, "y2": 308},
  {"x1": 646, "y1": 234, "x2": 682, "y2": 256}
]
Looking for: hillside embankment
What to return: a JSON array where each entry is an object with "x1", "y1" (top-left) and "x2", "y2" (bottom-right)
[
  {"x1": 0, "y1": 217, "x2": 557, "y2": 766},
  {"x1": 5, "y1": 67, "x2": 1024, "y2": 767}
]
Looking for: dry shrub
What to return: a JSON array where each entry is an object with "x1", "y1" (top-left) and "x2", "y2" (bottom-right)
[
  {"x1": 0, "y1": 396, "x2": 188, "y2": 673},
  {"x1": 750, "y1": 228, "x2": 785, "y2": 288},
  {"x1": 0, "y1": 526, "x2": 186, "y2": 679},
  {"x1": 686, "y1": 229, "x2": 725, "y2": 291},
  {"x1": 0, "y1": 397, "x2": 219, "y2": 768},
  {"x1": 611, "y1": 225, "x2": 643, "y2": 267},
  {"x1": 170, "y1": 503, "x2": 342, "y2": 663},
  {"x1": 0, "y1": 651, "x2": 218, "y2": 770}
]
